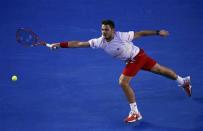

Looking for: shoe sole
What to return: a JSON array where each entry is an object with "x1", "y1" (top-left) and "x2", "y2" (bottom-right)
[
  {"x1": 125, "y1": 115, "x2": 143, "y2": 123},
  {"x1": 183, "y1": 76, "x2": 192, "y2": 97},
  {"x1": 185, "y1": 85, "x2": 192, "y2": 97}
]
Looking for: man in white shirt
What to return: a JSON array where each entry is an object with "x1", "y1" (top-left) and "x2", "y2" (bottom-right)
[{"x1": 49, "y1": 20, "x2": 192, "y2": 123}]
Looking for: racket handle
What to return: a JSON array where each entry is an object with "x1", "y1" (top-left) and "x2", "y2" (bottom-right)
[
  {"x1": 45, "y1": 43, "x2": 52, "y2": 47},
  {"x1": 46, "y1": 43, "x2": 57, "y2": 49}
]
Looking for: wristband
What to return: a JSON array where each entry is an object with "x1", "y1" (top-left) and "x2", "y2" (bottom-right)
[
  {"x1": 156, "y1": 30, "x2": 160, "y2": 35},
  {"x1": 60, "y1": 42, "x2": 69, "y2": 48}
]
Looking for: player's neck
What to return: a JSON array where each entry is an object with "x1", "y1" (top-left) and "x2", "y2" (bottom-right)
[
  {"x1": 105, "y1": 34, "x2": 114, "y2": 42},
  {"x1": 106, "y1": 37, "x2": 113, "y2": 42}
]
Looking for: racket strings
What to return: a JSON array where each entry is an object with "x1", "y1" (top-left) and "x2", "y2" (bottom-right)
[{"x1": 16, "y1": 28, "x2": 40, "y2": 46}]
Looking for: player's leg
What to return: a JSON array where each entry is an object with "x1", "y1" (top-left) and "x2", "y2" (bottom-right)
[
  {"x1": 120, "y1": 50, "x2": 148, "y2": 123},
  {"x1": 119, "y1": 74, "x2": 142, "y2": 122},
  {"x1": 150, "y1": 63, "x2": 177, "y2": 80},
  {"x1": 119, "y1": 74, "x2": 135, "y2": 103},
  {"x1": 148, "y1": 63, "x2": 192, "y2": 96}
]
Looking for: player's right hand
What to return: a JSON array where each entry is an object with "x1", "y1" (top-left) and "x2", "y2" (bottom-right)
[{"x1": 47, "y1": 43, "x2": 60, "y2": 50}]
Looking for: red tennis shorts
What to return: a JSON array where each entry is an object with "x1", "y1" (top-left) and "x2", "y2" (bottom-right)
[{"x1": 122, "y1": 49, "x2": 157, "y2": 77}]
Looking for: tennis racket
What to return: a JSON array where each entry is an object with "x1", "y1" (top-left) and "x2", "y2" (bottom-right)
[{"x1": 16, "y1": 28, "x2": 52, "y2": 48}]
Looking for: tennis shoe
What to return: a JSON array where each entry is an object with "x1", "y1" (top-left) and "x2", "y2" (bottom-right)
[
  {"x1": 179, "y1": 76, "x2": 192, "y2": 97},
  {"x1": 124, "y1": 111, "x2": 142, "y2": 123}
]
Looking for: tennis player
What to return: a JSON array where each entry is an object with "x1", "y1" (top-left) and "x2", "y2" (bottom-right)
[{"x1": 49, "y1": 20, "x2": 192, "y2": 123}]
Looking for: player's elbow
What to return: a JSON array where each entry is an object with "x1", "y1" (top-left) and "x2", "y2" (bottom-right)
[
  {"x1": 77, "y1": 42, "x2": 83, "y2": 47},
  {"x1": 78, "y1": 42, "x2": 90, "y2": 47},
  {"x1": 73, "y1": 41, "x2": 84, "y2": 47}
]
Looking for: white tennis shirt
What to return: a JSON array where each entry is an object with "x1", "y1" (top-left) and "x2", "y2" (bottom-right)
[{"x1": 88, "y1": 31, "x2": 140, "y2": 61}]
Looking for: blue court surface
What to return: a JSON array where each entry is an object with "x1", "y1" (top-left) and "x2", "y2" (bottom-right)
[{"x1": 0, "y1": 0, "x2": 203, "y2": 131}]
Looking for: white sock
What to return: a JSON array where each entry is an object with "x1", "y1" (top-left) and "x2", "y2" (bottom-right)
[
  {"x1": 130, "y1": 102, "x2": 139, "y2": 113},
  {"x1": 176, "y1": 75, "x2": 184, "y2": 85}
]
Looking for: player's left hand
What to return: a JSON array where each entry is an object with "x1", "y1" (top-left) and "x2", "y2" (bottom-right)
[{"x1": 159, "y1": 30, "x2": 169, "y2": 37}]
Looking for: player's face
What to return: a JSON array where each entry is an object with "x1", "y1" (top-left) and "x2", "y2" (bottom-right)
[{"x1": 101, "y1": 24, "x2": 114, "y2": 41}]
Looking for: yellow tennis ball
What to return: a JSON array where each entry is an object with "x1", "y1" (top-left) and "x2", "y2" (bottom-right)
[{"x1": 12, "y1": 75, "x2": 18, "y2": 81}]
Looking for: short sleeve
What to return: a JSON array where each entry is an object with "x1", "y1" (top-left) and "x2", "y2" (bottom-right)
[
  {"x1": 88, "y1": 37, "x2": 103, "y2": 49},
  {"x1": 117, "y1": 31, "x2": 134, "y2": 42}
]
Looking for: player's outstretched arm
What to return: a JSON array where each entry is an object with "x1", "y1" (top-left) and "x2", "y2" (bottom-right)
[
  {"x1": 133, "y1": 29, "x2": 169, "y2": 39},
  {"x1": 49, "y1": 41, "x2": 90, "y2": 49}
]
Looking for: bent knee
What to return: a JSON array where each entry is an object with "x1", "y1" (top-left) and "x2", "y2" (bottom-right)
[
  {"x1": 119, "y1": 79, "x2": 129, "y2": 87},
  {"x1": 119, "y1": 74, "x2": 132, "y2": 87}
]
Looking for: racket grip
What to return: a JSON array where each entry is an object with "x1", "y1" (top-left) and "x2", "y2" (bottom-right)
[
  {"x1": 45, "y1": 43, "x2": 52, "y2": 47},
  {"x1": 46, "y1": 43, "x2": 57, "y2": 49}
]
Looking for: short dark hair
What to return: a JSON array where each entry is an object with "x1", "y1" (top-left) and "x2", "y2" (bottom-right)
[{"x1": 101, "y1": 19, "x2": 115, "y2": 29}]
